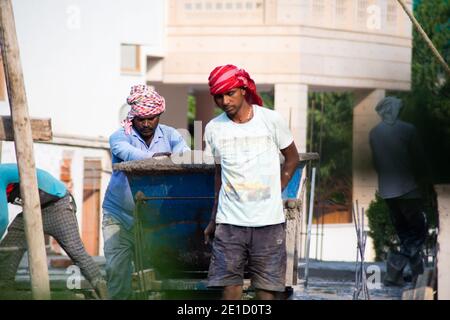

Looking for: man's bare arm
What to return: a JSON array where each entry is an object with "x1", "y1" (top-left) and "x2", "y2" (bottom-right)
[
  {"x1": 204, "y1": 164, "x2": 221, "y2": 244},
  {"x1": 280, "y1": 142, "x2": 300, "y2": 191}
]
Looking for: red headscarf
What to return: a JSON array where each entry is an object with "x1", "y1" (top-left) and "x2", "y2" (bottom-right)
[
  {"x1": 121, "y1": 85, "x2": 166, "y2": 135},
  {"x1": 208, "y1": 65, "x2": 263, "y2": 106}
]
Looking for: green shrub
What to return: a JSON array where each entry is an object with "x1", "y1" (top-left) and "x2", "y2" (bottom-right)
[
  {"x1": 366, "y1": 193, "x2": 399, "y2": 261},
  {"x1": 366, "y1": 190, "x2": 438, "y2": 261}
]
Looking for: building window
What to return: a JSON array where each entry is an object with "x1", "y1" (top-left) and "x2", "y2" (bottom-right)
[
  {"x1": 357, "y1": 0, "x2": 368, "y2": 26},
  {"x1": 312, "y1": 0, "x2": 325, "y2": 17},
  {"x1": 298, "y1": 0, "x2": 311, "y2": 22},
  {"x1": 335, "y1": 0, "x2": 347, "y2": 19},
  {"x1": 120, "y1": 44, "x2": 141, "y2": 73},
  {"x1": 386, "y1": 1, "x2": 397, "y2": 28}
]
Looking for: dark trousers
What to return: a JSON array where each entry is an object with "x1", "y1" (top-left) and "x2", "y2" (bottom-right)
[
  {"x1": 0, "y1": 194, "x2": 103, "y2": 287},
  {"x1": 385, "y1": 198, "x2": 428, "y2": 279}
]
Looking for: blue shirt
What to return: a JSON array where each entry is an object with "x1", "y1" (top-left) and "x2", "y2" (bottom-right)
[
  {"x1": 102, "y1": 124, "x2": 190, "y2": 229},
  {"x1": 0, "y1": 164, "x2": 67, "y2": 238}
]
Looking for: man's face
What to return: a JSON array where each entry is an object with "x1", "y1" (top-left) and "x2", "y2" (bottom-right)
[
  {"x1": 132, "y1": 114, "x2": 161, "y2": 139},
  {"x1": 213, "y1": 87, "x2": 246, "y2": 117}
]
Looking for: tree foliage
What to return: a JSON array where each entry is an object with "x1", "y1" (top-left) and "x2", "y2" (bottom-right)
[
  {"x1": 367, "y1": 0, "x2": 447, "y2": 259},
  {"x1": 308, "y1": 92, "x2": 354, "y2": 205},
  {"x1": 393, "y1": 0, "x2": 450, "y2": 183},
  {"x1": 366, "y1": 192, "x2": 399, "y2": 261}
]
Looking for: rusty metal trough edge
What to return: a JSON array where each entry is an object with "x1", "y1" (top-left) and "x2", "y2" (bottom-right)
[{"x1": 113, "y1": 152, "x2": 320, "y2": 175}]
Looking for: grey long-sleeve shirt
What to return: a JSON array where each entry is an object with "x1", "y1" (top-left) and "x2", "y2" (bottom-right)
[{"x1": 369, "y1": 120, "x2": 426, "y2": 199}]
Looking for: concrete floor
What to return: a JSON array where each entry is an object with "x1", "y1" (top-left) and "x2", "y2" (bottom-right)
[{"x1": 7, "y1": 254, "x2": 408, "y2": 300}]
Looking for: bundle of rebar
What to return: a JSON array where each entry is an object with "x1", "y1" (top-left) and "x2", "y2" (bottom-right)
[
  {"x1": 133, "y1": 192, "x2": 148, "y2": 299},
  {"x1": 352, "y1": 200, "x2": 370, "y2": 300}
]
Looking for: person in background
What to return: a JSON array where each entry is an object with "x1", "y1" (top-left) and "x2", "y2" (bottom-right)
[
  {"x1": 102, "y1": 84, "x2": 190, "y2": 299},
  {"x1": 0, "y1": 163, "x2": 107, "y2": 299},
  {"x1": 369, "y1": 96, "x2": 429, "y2": 286}
]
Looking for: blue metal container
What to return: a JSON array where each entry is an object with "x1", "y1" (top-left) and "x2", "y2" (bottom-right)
[{"x1": 115, "y1": 155, "x2": 315, "y2": 276}]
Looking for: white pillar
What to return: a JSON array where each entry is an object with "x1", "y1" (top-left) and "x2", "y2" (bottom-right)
[
  {"x1": 194, "y1": 90, "x2": 215, "y2": 145},
  {"x1": 353, "y1": 89, "x2": 385, "y2": 262},
  {"x1": 436, "y1": 184, "x2": 450, "y2": 300},
  {"x1": 274, "y1": 84, "x2": 308, "y2": 152},
  {"x1": 352, "y1": 89, "x2": 385, "y2": 213},
  {"x1": 154, "y1": 84, "x2": 189, "y2": 131}
]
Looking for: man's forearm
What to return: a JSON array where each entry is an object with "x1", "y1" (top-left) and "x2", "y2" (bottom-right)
[
  {"x1": 210, "y1": 200, "x2": 218, "y2": 222},
  {"x1": 281, "y1": 161, "x2": 298, "y2": 191},
  {"x1": 211, "y1": 165, "x2": 222, "y2": 221},
  {"x1": 280, "y1": 142, "x2": 300, "y2": 191}
]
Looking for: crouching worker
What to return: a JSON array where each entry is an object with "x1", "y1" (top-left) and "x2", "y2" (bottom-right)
[{"x1": 0, "y1": 163, "x2": 107, "y2": 299}]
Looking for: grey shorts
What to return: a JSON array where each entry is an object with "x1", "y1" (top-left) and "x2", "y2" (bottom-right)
[{"x1": 207, "y1": 223, "x2": 286, "y2": 292}]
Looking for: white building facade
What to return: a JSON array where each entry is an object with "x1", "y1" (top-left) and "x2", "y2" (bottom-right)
[{"x1": 0, "y1": 0, "x2": 413, "y2": 261}]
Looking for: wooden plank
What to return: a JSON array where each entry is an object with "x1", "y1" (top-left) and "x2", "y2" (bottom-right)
[
  {"x1": 132, "y1": 269, "x2": 163, "y2": 291},
  {"x1": 402, "y1": 287, "x2": 434, "y2": 300},
  {"x1": 0, "y1": 0, "x2": 50, "y2": 299},
  {"x1": 402, "y1": 289, "x2": 414, "y2": 300},
  {"x1": 0, "y1": 116, "x2": 52, "y2": 141},
  {"x1": 402, "y1": 268, "x2": 436, "y2": 300}
]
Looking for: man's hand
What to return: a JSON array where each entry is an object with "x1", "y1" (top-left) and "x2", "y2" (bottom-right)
[{"x1": 204, "y1": 220, "x2": 216, "y2": 245}]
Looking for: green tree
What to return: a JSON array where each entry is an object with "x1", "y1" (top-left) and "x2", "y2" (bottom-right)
[
  {"x1": 392, "y1": 0, "x2": 450, "y2": 183},
  {"x1": 366, "y1": 193, "x2": 399, "y2": 261},
  {"x1": 308, "y1": 92, "x2": 354, "y2": 206},
  {"x1": 366, "y1": 0, "x2": 447, "y2": 259}
]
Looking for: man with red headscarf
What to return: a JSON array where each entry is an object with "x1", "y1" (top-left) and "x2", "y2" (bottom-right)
[
  {"x1": 102, "y1": 85, "x2": 190, "y2": 299},
  {"x1": 203, "y1": 65, "x2": 300, "y2": 300}
]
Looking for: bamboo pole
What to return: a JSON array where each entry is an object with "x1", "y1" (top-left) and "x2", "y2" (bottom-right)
[
  {"x1": 396, "y1": 0, "x2": 450, "y2": 77},
  {"x1": 0, "y1": 0, "x2": 50, "y2": 299}
]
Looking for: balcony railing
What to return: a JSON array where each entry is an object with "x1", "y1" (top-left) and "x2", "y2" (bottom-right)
[{"x1": 168, "y1": 0, "x2": 410, "y2": 37}]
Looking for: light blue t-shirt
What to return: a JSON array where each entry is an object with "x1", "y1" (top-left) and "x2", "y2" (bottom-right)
[
  {"x1": 102, "y1": 124, "x2": 190, "y2": 230},
  {"x1": 0, "y1": 164, "x2": 67, "y2": 238}
]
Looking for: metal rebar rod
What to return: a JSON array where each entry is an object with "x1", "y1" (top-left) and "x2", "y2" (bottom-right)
[
  {"x1": 304, "y1": 167, "x2": 316, "y2": 288},
  {"x1": 136, "y1": 217, "x2": 147, "y2": 297},
  {"x1": 133, "y1": 199, "x2": 147, "y2": 299}
]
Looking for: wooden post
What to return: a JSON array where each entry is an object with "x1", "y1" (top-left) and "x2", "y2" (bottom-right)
[{"x1": 0, "y1": 0, "x2": 50, "y2": 299}]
